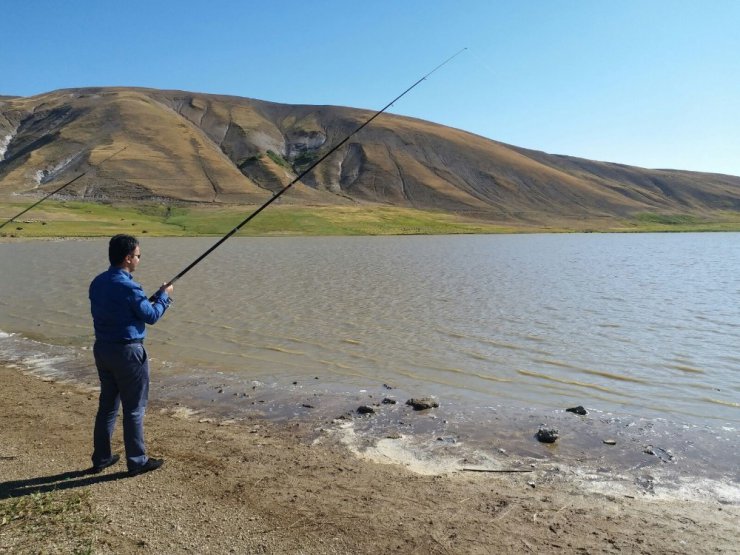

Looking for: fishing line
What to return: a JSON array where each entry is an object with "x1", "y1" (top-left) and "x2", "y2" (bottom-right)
[
  {"x1": 151, "y1": 48, "x2": 468, "y2": 299},
  {"x1": 0, "y1": 145, "x2": 127, "y2": 230},
  {"x1": 465, "y1": 48, "x2": 500, "y2": 80}
]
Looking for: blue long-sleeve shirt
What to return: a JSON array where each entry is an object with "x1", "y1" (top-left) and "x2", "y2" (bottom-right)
[{"x1": 89, "y1": 267, "x2": 171, "y2": 343}]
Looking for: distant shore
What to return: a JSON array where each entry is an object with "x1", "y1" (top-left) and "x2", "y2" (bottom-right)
[
  {"x1": 3, "y1": 200, "x2": 740, "y2": 239},
  {"x1": 2, "y1": 362, "x2": 738, "y2": 553}
]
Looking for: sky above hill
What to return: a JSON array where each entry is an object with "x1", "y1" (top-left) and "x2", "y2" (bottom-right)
[{"x1": 3, "y1": 1, "x2": 739, "y2": 176}]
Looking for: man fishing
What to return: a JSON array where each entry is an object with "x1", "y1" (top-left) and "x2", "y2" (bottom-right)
[
  {"x1": 78, "y1": 52, "x2": 462, "y2": 478},
  {"x1": 88, "y1": 234, "x2": 173, "y2": 476}
]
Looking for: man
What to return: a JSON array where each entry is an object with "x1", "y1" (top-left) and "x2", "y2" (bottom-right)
[{"x1": 88, "y1": 234, "x2": 173, "y2": 476}]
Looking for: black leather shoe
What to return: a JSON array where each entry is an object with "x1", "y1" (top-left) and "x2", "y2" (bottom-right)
[
  {"x1": 88, "y1": 454, "x2": 120, "y2": 474},
  {"x1": 128, "y1": 458, "x2": 164, "y2": 477}
]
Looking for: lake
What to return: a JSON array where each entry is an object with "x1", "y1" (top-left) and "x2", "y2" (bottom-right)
[{"x1": 1, "y1": 234, "x2": 738, "y2": 480}]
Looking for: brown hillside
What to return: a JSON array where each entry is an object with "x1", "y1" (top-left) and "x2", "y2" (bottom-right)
[{"x1": 1, "y1": 87, "x2": 739, "y2": 224}]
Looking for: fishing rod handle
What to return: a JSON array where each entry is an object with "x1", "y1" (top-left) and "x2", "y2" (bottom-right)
[{"x1": 147, "y1": 281, "x2": 175, "y2": 303}]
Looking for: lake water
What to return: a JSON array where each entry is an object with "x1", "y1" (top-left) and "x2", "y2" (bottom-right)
[{"x1": 1, "y1": 234, "x2": 738, "y2": 484}]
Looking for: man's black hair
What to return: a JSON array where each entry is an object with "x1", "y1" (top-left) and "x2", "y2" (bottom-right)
[{"x1": 109, "y1": 234, "x2": 139, "y2": 265}]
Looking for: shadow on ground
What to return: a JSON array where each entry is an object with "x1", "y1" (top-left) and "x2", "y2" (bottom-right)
[{"x1": 0, "y1": 467, "x2": 128, "y2": 499}]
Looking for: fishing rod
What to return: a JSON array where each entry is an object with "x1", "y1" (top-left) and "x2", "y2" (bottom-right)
[
  {"x1": 0, "y1": 145, "x2": 127, "y2": 230},
  {"x1": 150, "y1": 48, "x2": 467, "y2": 300}
]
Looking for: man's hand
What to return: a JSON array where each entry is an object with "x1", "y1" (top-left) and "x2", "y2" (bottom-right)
[{"x1": 159, "y1": 283, "x2": 174, "y2": 297}]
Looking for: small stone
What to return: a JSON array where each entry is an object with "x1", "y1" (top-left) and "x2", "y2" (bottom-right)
[
  {"x1": 436, "y1": 437, "x2": 456, "y2": 444},
  {"x1": 603, "y1": 439, "x2": 617, "y2": 445},
  {"x1": 528, "y1": 481, "x2": 536, "y2": 488},
  {"x1": 405, "y1": 398, "x2": 439, "y2": 411},
  {"x1": 357, "y1": 405, "x2": 375, "y2": 415},
  {"x1": 382, "y1": 398, "x2": 397, "y2": 405},
  {"x1": 565, "y1": 405, "x2": 588, "y2": 415},
  {"x1": 535, "y1": 428, "x2": 559, "y2": 443}
]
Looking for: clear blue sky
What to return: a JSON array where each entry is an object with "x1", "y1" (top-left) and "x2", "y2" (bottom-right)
[{"x1": 3, "y1": 1, "x2": 739, "y2": 176}]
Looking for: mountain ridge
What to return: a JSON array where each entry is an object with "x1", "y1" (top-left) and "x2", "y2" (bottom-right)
[{"x1": 1, "y1": 86, "x2": 739, "y2": 226}]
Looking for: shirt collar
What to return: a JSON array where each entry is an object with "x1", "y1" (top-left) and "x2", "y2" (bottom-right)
[{"x1": 108, "y1": 266, "x2": 132, "y2": 279}]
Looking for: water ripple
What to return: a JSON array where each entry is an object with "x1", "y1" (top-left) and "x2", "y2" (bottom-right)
[{"x1": 2, "y1": 234, "x2": 740, "y2": 426}]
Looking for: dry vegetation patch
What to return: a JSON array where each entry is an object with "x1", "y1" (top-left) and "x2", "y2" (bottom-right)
[{"x1": 0, "y1": 489, "x2": 98, "y2": 554}]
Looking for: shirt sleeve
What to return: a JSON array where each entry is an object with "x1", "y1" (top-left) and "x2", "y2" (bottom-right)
[{"x1": 129, "y1": 282, "x2": 171, "y2": 325}]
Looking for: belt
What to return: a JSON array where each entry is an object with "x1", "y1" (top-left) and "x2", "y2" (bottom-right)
[{"x1": 97, "y1": 338, "x2": 144, "y2": 345}]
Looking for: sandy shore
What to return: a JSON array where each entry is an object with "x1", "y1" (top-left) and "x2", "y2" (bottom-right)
[{"x1": 1, "y1": 364, "x2": 738, "y2": 554}]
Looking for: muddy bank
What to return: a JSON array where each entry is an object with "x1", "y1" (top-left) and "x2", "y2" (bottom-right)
[{"x1": 2, "y1": 328, "x2": 737, "y2": 494}]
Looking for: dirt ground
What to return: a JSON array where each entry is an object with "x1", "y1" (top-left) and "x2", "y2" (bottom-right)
[{"x1": 1, "y1": 364, "x2": 737, "y2": 554}]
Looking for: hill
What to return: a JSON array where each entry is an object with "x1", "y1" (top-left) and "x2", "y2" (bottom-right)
[{"x1": 1, "y1": 87, "x2": 739, "y2": 227}]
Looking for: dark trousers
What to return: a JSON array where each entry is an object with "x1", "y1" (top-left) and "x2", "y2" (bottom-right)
[{"x1": 92, "y1": 341, "x2": 150, "y2": 470}]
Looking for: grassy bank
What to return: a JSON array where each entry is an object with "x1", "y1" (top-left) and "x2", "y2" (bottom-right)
[
  {"x1": 2, "y1": 200, "x2": 740, "y2": 237},
  {"x1": 619, "y1": 211, "x2": 740, "y2": 232},
  {"x1": 0, "y1": 200, "x2": 522, "y2": 237}
]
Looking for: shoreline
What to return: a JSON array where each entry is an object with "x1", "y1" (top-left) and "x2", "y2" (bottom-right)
[
  {"x1": 2, "y1": 328, "x2": 738, "y2": 492},
  {"x1": 2, "y1": 363, "x2": 739, "y2": 553}
]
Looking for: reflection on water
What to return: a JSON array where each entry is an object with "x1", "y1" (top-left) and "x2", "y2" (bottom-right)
[{"x1": 1, "y1": 233, "x2": 739, "y2": 426}]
